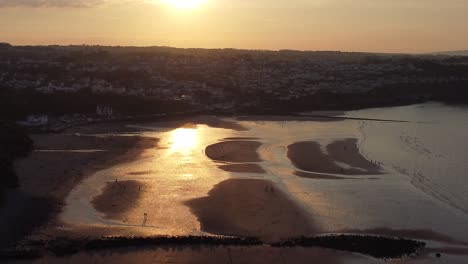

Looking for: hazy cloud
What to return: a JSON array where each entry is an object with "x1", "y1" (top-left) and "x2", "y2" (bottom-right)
[{"x1": 0, "y1": 0, "x2": 106, "y2": 8}]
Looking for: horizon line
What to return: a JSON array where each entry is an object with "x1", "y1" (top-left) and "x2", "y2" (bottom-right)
[{"x1": 2, "y1": 42, "x2": 467, "y2": 55}]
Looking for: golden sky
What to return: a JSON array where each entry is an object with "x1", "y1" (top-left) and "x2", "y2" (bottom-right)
[{"x1": 1, "y1": 0, "x2": 467, "y2": 53}]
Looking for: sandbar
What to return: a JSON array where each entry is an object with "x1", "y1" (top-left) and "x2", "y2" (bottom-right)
[{"x1": 185, "y1": 179, "x2": 316, "y2": 242}]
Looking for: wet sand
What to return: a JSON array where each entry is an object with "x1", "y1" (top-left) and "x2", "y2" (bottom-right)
[
  {"x1": 327, "y1": 138, "x2": 382, "y2": 174},
  {"x1": 15, "y1": 134, "x2": 157, "y2": 199},
  {"x1": 294, "y1": 171, "x2": 347, "y2": 180},
  {"x1": 127, "y1": 170, "x2": 154, "y2": 176},
  {"x1": 205, "y1": 141, "x2": 262, "y2": 163},
  {"x1": 218, "y1": 163, "x2": 266, "y2": 173},
  {"x1": 287, "y1": 141, "x2": 383, "y2": 175},
  {"x1": 185, "y1": 179, "x2": 316, "y2": 242},
  {"x1": 205, "y1": 140, "x2": 266, "y2": 174},
  {"x1": 1, "y1": 129, "x2": 158, "y2": 246},
  {"x1": 223, "y1": 137, "x2": 260, "y2": 141},
  {"x1": 91, "y1": 180, "x2": 144, "y2": 220}
]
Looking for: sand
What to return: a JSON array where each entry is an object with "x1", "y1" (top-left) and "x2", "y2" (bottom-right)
[
  {"x1": 91, "y1": 180, "x2": 144, "y2": 220},
  {"x1": 218, "y1": 163, "x2": 266, "y2": 173},
  {"x1": 15, "y1": 134, "x2": 157, "y2": 199},
  {"x1": 294, "y1": 171, "x2": 347, "y2": 180},
  {"x1": 127, "y1": 170, "x2": 154, "y2": 176},
  {"x1": 205, "y1": 141, "x2": 262, "y2": 163},
  {"x1": 223, "y1": 137, "x2": 260, "y2": 141},
  {"x1": 327, "y1": 138, "x2": 382, "y2": 174},
  {"x1": 287, "y1": 140, "x2": 383, "y2": 176},
  {"x1": 185, "y1": 179, "x2": 316, "y2": 242},
  {"x1": 205, "y1": 140, "x2": 266, "y2": 173},
  {"x1": 0, "y1": 128, "x2": 158, "y2": 247}
]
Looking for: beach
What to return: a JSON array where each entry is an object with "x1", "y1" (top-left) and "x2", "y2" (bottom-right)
[
  {"x1": 91, "y1": 180, "x2": 145, "y2": 220},
  {"x1": 3, "y1": 110, "x2": 468, "y2": 263},
  {"x1": 0, "y1": 124, "x2": 158, "y2": 246},
  {"x1": 186, "y1": 178, "x2": 316, "y2": 242}
]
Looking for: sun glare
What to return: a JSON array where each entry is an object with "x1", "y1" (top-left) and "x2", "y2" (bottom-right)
[
  {"x1": 161, "y1": 0, "x2": 206, "y2": 9},
  {"x1": 170, "y1": 128, "x2": 198, "y2": 155}
]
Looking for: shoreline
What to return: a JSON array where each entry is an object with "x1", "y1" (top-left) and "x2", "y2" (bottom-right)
[
  {"x1": 4, "y1": 111, "x2": 468, "y2": 263},
  {"x1": 0, "y1": 125, "x2": 158, "y2": 247}
]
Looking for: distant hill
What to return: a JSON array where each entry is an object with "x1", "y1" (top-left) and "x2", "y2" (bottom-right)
[
  {"x1": 430, "y1": 50, "x2": 468, "y2": 56},
  {"x1": 0, "y1": 42, "x2": 12, "y2": 49}
]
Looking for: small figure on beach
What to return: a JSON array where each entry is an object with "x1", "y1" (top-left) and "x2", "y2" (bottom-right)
[{"x1": 142, "y1": 213, "x2": 148, "y2": 226}]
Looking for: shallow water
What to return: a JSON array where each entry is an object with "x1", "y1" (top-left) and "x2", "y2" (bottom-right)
[
  {"x1": 345, "y1": 103, "x2": 468, "y2": 215},
  {"x1": 60, "y1": 104, "x2": 468, "y2": 263}
]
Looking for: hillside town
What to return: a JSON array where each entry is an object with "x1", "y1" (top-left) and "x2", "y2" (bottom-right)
[{"x1": 1, "y1": 44, "x2": 468, "y2": 130}]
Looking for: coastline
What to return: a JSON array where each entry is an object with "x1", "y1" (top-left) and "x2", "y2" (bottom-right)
[
  {"x1": 3, "y1": 110, "x2": 468, "y2": 263},
  {"x1": 0, "y1": 125, "x2": 158, "y2": 247}
]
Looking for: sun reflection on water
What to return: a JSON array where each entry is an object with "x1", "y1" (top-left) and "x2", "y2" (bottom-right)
[{"x1": 169, "y1": 127, "x2": 198, "y2": 155}]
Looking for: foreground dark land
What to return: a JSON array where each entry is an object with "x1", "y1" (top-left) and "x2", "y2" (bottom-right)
[{"x1": 1, "y1": 234, "x2": 425, "y2": 261}]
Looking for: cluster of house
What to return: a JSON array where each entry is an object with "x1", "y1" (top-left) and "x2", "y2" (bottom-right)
[
  {"x1": 3, "y1": 52, "x2": 468, "y2": 109},
  {"x1": 16, "y1": 105, "x2": 114, "y2": 131}
]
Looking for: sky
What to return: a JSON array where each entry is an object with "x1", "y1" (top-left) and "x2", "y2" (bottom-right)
[{"x1": 1, "y1": 0, "x2": 468, "y2": 53}]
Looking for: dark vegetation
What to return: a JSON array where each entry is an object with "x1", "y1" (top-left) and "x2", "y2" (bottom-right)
[
  {"x1": 256, "y1": 81, "x2": 468, "y2": 114},
  {"x1": 0, "y1": 122, "x2": 33, "y2": 196},
  {"x1": 0, "y1": 43, "x2": 12, "y2": 49},
  {"x1": 0, "y1": 234, "x2": 425, "y2": 261},
  {"x1": 0, "y1": 88, "x2": 192, "y2": 120},
  {"x1": 272, "y1": 235, "x2": 426, "y2": 259}
]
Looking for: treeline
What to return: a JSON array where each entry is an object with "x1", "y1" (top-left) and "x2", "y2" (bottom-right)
[
  {"x1": 0, "y1": 122, "x2": 33, "y2": 197},
  {"x1": 0, "y1": 88, "x2": 192, "y2": 120},
  {"x1": 244, "y1": 81, "x2": 468, "y2": 113}
]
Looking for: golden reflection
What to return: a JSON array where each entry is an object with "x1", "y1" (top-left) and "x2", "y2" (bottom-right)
[
  {"x1": 169, "y1": 127, "x2": 198, "y2": 155},
  {"x1": 180, "y1": 173, "x2": 196, "y2": 180}
]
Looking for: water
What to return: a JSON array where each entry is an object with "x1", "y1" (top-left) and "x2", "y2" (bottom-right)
[
  {"x1": 60, "y1": 103, "x2": 468, "y2": 258},
  {"x1": 345, "y1": 102, "x2": 468, "y2": 215}
]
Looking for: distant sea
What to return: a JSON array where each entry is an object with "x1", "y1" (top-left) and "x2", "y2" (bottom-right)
[{"x1": 345, "y1": 102, "x2": 468, "y2": 215}]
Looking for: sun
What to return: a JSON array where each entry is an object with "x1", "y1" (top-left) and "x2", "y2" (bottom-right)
[{"x1": 161, "y1": 0, "x2": 206, "y2": 9}]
